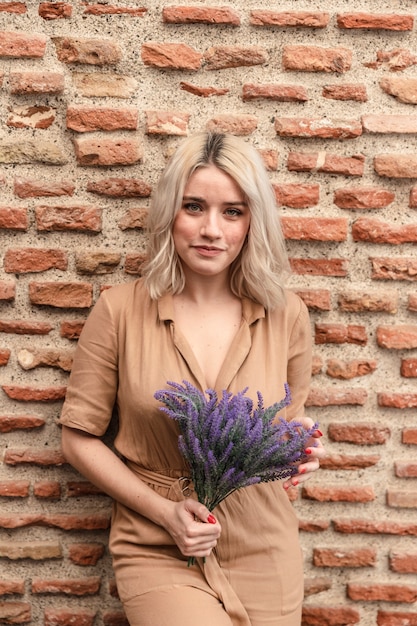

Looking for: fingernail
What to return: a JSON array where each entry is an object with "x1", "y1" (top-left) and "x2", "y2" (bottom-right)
[
  {"x1": 305, "y1": 448, "x2": 312, "y2": 455},
  {"x1": 283, "y1": 483, "x2": 289, "y2": 490},
  {"x1": 315, "y1": 429, "x2": 323, "y2": 437},
  {"x1": 292, "y1": 479, "x2": 299, "y2": 487},
  {"x1": 207, "y1": 514, "x2": 216, "y2": 524},
  {"x1": 299, "y1": 467, "x2": 306, "y2": 474}
]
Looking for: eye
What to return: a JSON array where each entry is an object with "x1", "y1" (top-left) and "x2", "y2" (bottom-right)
[
  {"x1": 224, "y1": 207, "x2": 243, "y2": 218},
  {"x1": 183, "y1": 202, "x2": 202, "y2": 213}
]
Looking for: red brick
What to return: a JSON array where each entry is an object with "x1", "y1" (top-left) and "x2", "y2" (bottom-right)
[
  {"x1": 282, "y1": 217, "x2": 347, "y2": 241},
  {"x1": 290, "y1": 258, "x2": 348, "y2": 276},
  {"x1": 363, "y1": 114, "x2": 417, "y2": 134},
  {"x1": 14, "y1": 177, "x2": 75, "y2": 197},
  {"x1": 17, "y1": 348, "x2": 73, "y2": 372},
  {"x1": 67, "y1": 482, "x2": 105, "y2": 497},
  {"x1": 338, "y1": 291, "x2": 397, "y2": 313},
  {"x1": 250, "y1": 10, "x2": 329, "y2": 28},
  {"x1": 313, "y1": 546, "x2": 376, "y2": 567},
  {"x1": 10, "y1": 71, "x2": 64, "y2": 94},
  {"x1": 141, "y1": 42, "x2": 202, "y2": 70},
  {"x1": 301, "y1": 606, "x2": 360, "y2": 625},
  {"x1": 67, "y1": 106, "x2": 138, "y2": 132},
  {"x1": 293, "y1": 289, "x2": 331, "y2": 311},
  {"x1": 303, "y1": 484, "x2": 374, "y2": 503},
  {"x1": 52, "y1": 36, "x2": 122, "y2": 65},
  {"x1": 29, "y1": 282, "x2": 93, "y2": 308},
  {"x1": 0, "y1": 319, "x2": 52, "y2": 334},
  {"x1": 86, "y1": 178, "x2": 151, "y2": 198},
  {"x1": 337, "y1": 13, "x2": 414, "y2": 31},
  {"x1": 60, "y1": 320, "x2": 85, "y2": 340},
  {"x1": 0, "y1": 30, "x2": 46, "y2": 57},
  {"x1": 74, "y1": 137, "x2": 142, "y2": 166},
  {"x1": 32, "y1": 577, "x2": 101, "y2": 595},
  {"x1": 180, "y1": 82, "x2": 229, "y2": 97},
  {"x1": 242, "y1": 83, "x2": 308, "y2": 102},
  {"x1": 34, "y1": 481, "x2": 61, "y2": 499},
  {"x1": 403, "y1": 429, "x2": 417, "y2": 445},
  {"x1": 322, "y1": 84, "x2": 367, "y2": 102},
  {"x1": 0, "y1": 206, "x2": 28, "y2": 230},
  {"x1": 334, "y1": 518, "x2": 417, "y2": 536},
  {"x1": 274, "y1": 184, "x2": 319, "y2": 208},
  {"x1": 0, "y1": 349, "x2": 10, "y2": 366},
  {"x1": 374, "y1": 154, "x2": 417, "y2": 178},
  {"x1": 287, "y1": 151, "x2": 365, "y2": 176},
  {"x1": 410, "y1": 185, "x2": 417, "y2": 207},
  {"x1": 320, "y1": 454, "x2": 380, "y2": 470},
  {"x1": 0, "y1": 3, "x2": 26, "y2": 13},
  {"x1": 371, "y1": 257, "x2": 417, "y2": 281},
  {"x1": 366, "y1": 48, "x2": 417, "y2": 72},
  {"x1": 35, "y1": 205, "x2": 102, "y2": 233},
  {"x1": 0, "y1": 513, "x2": 110, "y2": 530},
  {"x1": 353, "y1": 217, "x2": 417, "y2": 244},
  {"x1": 389, "y1": 551, "x2": 417, "y2": 574},
  {"x1": 39, "y1": 2, "x2": 72, "y2": 19},
  {"x1": 0, "y1": 580, "x2": 25, "y2": 594},
  {"x1": 378, "y1": 393, "x2": 417, "y2": 409},
  {"x1": 44, "y1": 608, "x2": 96, "y2": 626},
  {"x1": 328, "y1": 423, "x2": 390, "y2": 445},
  {"x1": 0, "y1": 480, "x2": 30, "y2": 497},
  {"x1": 145, "y1": 110, "x2": 190, "y2": 136},
  {"x1": 275, "y1": 117, "x2": 361, "y2": 139},
  {"x1": 326, "y1": 358, "x2": 377, "y2": 379},
  {"x1": 68, "y1": 543, "x2": 105, "y2": 566},
  {"x1": 282, "y1": 45, "x2": 352, "y2": 73},
  {"x1": 102, "y1": 610, "x2": 129, "y2": 626},
  {"x1": 348, "y1": 582, "x2": 417, "y2": 602},
  {"x1": 0, "y1": 415, "x2": 46, "y2": 433},
  {"x1": 4, "y1": 248, "x2": 67, "y2": 273},
  {"x1": 204, "y1": 45, "x2": 267, "y2": 70},
  {"x1": 401, "y1": 358, "x2": 417, "y2": 377},
  {"x1": 306, "y1": 388, "x2": 367, "y2": 406},
  {"x1": 0, "y1": 602, "x2": 31, "y2": 623},
  {"x1": 395, "y1": 461, "x2": 417, "y2": 478},
  {"x1": 206, "y1": 114, "x2": 258, "y2": 135},
  {"x1": 4, "y1": 449, "x2": 66, "y2": 466},
  {"x1": 315, "y1": 323, "x2": 367, "y2": 345},
  {"x1": 0, "y1": 281, "x2": 16, "y2": 301},
  {"x1": 7, "y1": 105, "x2": 56, "y2": 129},
  {"x1": 124, "y1": 252, "x2": 147, "y2": 275},
  {"x1": 163, "y1": 6, "x2": 240, "y2": 25},
  {"x1": 334, "y1": 187, "x2": 394, "y2": 209},
  {"x1": 380, "y1": 77, "x2": 417, "y2": 105},
  {"x1": 377, "y1": 325, "x2": 417, "y2": 349},
  {"x1": 377, "y1": 610, "x2": 417, "y2": 626},
  {"x1": 409, "y1": 295, "x2": 417, "y2": 312}
]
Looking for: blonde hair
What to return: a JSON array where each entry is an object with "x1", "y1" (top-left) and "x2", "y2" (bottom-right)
[{"x1": 142, "y1": 132, "x2": 290, "y2": 310}]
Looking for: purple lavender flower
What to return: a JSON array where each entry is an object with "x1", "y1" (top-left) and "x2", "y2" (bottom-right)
[{"x1": 154, "y1": 381, "x2": 318, "y2": 514}]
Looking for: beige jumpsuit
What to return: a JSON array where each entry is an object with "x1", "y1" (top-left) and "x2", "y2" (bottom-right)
[{"x1": 59, "y1": 278, "x2": 312, "y2": 626}]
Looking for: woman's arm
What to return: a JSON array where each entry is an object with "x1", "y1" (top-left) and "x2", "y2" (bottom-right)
[{"x1": 61, "y1": 426, "x2": 221, "y2": 558}]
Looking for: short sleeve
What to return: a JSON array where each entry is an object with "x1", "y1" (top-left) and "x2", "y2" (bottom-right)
[{"x1": 59, "y1": 291, "x2": 119, "y2": 436}]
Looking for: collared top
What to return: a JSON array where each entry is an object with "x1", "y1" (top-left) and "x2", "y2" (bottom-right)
[{"x1": 60, "y1": 277, "x2": 312, "y2": 625}]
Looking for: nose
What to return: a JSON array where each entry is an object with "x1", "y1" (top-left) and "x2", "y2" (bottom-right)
[{"x1": 200, "y1": 211, "x2": 222, "y2": 240}]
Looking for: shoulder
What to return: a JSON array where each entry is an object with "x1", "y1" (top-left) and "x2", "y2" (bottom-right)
[{"x1": 99, "y1": 278, "x2": 149, "y2": 310}]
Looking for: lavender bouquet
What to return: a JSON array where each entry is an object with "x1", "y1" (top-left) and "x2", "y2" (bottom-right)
[{"x1": 155, "y1": 380, "x2": 318, "y2": 564}]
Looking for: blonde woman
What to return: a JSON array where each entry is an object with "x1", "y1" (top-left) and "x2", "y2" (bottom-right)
[{"x1": 60, "y1": 132, "x2": 325, "y2": 626}]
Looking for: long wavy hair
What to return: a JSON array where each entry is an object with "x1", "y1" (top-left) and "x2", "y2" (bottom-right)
[{"x1": 142, "y1": 132, "x2": 290, "y2": 310}]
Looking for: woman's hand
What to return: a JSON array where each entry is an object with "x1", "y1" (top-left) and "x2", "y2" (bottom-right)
[
  {"x1": 164, "y1": 499, "x2": 222, "y2": 559},
  {"x1": 283, "y1": 417, "x2": 325, "y2": 490}
]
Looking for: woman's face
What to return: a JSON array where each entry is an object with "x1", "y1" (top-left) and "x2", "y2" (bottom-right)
[{"x1": 172, "y1": 165, "x2": 251, "y2": 282}]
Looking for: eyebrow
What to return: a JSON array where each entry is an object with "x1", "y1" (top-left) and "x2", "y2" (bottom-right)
[{"x1": 182, "y1": 195, "x2": 248, "y2": 207}]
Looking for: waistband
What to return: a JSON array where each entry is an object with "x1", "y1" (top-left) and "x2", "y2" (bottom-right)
[{"x1": 127, "y1": 462, "x2": 193, "y2": 497}]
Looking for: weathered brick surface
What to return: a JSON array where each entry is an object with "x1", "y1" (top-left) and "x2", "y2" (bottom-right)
[{"x1": 1, "y1": 3, "x2": 417, "y2": 623}]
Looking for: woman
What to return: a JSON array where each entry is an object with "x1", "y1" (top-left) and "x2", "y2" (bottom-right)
[{"x1": 60, "y1": 132, "x2": 325, "y2": 626}]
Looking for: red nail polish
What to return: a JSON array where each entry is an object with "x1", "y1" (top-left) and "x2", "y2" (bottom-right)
[
  {"x1": 305, "y1": 449, "x2": 312, "y2": 455},
  {"x1": 299, "y1": 468, "x2": 306, "y2": 474},
  {"x1": 292, "y1": 479, "x2": 299, "y2": 487},
  {"x1": 315, "y1": 429, "x2": 323, "y2": 437},
  {"x1": 207, "y1": 514, "x2": 216, "y2": 524}
]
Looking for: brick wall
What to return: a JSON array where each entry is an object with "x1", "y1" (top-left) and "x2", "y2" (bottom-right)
[{"x1": 1, "y1": 2, "x2": 417, "y2": 625}]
